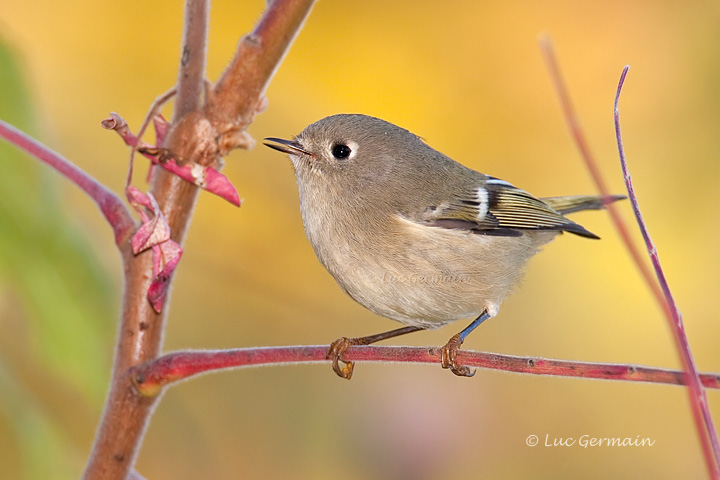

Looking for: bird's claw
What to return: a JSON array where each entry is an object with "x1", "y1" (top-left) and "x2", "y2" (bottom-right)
[
  {"x1": 441, "y1": 333, "x2": 476, "y2": 377},
  {"x1": 327, "y1": 337, "x2": 355, "y2": 380}
]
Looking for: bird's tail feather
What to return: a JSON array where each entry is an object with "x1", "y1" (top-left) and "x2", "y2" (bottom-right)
[{"x1": 541, "y1": 194, "x2": 626, "y2": 215}]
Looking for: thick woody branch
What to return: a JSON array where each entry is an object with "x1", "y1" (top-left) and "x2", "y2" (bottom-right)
[
  {"x1": 83, "y1": 3, "x2": 208, "y2": 477},
  {"x1": 173, "y1": 0, "x2": 209, "y2": 121},
  {"x1": 153, "y1": 0, "x2": 316, "y2": 235},
  {"x1": 128, "y1": 345, "x2": 720, "y2": 397},
  {"x1": 206, "y1": 0, "x2": 315, "y2": 153},
  {"x1": 83, "y1": 0, "x2": 316, "y2": 478}
]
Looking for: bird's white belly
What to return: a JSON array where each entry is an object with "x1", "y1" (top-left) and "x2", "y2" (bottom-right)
[{"x1": 318, "y1": 216, "x2": 557, "y2": 328}]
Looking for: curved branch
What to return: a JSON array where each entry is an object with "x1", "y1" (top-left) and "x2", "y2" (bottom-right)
[
  {"x1": 130, "y1": 345, "x2": 720, "y2": 397},
  {"x1": 614, "y1": 66, "x2": 720, "y2": 478},
  {"x1": 0, "y1": 119, "x2": 136, "y2": 246}
]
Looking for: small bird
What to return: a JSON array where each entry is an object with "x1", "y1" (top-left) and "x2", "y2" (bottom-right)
[{"x1": 264, "y1": 114, "x2": 623, "y2": 379}]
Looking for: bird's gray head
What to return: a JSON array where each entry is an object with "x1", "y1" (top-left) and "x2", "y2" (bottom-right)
[{"x1": 264, "y1": 114, "x2": 432, "y2": 188}]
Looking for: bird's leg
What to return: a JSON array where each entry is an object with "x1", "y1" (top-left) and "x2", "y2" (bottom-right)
[
  {"x1": 441, "y1": 311, "x2": 491, "y2": 377},
  {"x1": 327, "y1": 326, "x2": 424, "y2": 379}
]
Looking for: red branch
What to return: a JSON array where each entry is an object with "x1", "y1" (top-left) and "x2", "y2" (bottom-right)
[
  {"x1": 0, "y1": 119, "x2": 136, "y2": 246},
  {"x1": 613, "y1": 66, "x2": 720, "y2": 479},
  {"x1": 129, "y1": 345, "x2": 720, "y2": 397}
]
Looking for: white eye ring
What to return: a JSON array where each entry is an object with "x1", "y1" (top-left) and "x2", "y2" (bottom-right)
[{"x1": 330, "y1": 140, "x2": 359, "y2": 160}]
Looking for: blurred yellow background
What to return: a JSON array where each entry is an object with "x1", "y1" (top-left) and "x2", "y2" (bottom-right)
[{"x1": 1, "y1": 0, "x2": 719, "y2": 478}]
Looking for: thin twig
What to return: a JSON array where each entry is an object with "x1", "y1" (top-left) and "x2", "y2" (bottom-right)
[
  {"x1": 127, "y1": 88, "x2": 177, "y2": 188},
  {"x1": 614, "y1": 66, "x2": 720, "y2": 479},
  {"x1": 128, "y1": 345, "x2": 720, "y2": 397},
  {"x1": 0, "y1": 119, "x2": 136, "y2": 246}
]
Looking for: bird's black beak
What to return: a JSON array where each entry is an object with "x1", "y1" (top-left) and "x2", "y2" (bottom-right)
[{"x1": 263, "y1": 137, "x2": 311, "y2": 156}]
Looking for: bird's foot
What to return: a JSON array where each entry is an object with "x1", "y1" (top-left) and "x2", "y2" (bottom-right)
[
  {"x1": 441, "y1": 333, "x2": 476, "y2": 377},
  {"x1": 327, "y1": 337, "x2": 356, "y2": 380}
]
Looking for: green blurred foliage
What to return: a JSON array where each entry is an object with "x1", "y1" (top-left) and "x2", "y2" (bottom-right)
[
  {"x1": 0, "y1": 38, "x2": 117, "y2": 479},
  {"x1": 0, "y1": 1, "x2": 718, "y2": 479}
]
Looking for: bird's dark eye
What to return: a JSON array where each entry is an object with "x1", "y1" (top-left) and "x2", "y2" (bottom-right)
[{"x1": 331, "y1": 144, "x2": 352, "y2": 160}]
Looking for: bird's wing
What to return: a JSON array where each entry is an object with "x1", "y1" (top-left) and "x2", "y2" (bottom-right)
[{"x1": 415, "y1": 177, "x2": 600, "y2": 239}]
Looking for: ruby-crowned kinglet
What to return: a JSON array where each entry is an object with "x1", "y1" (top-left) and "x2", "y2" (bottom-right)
[{"x1": 264, "y1": 114, "x2": 623, "y2": 379}]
